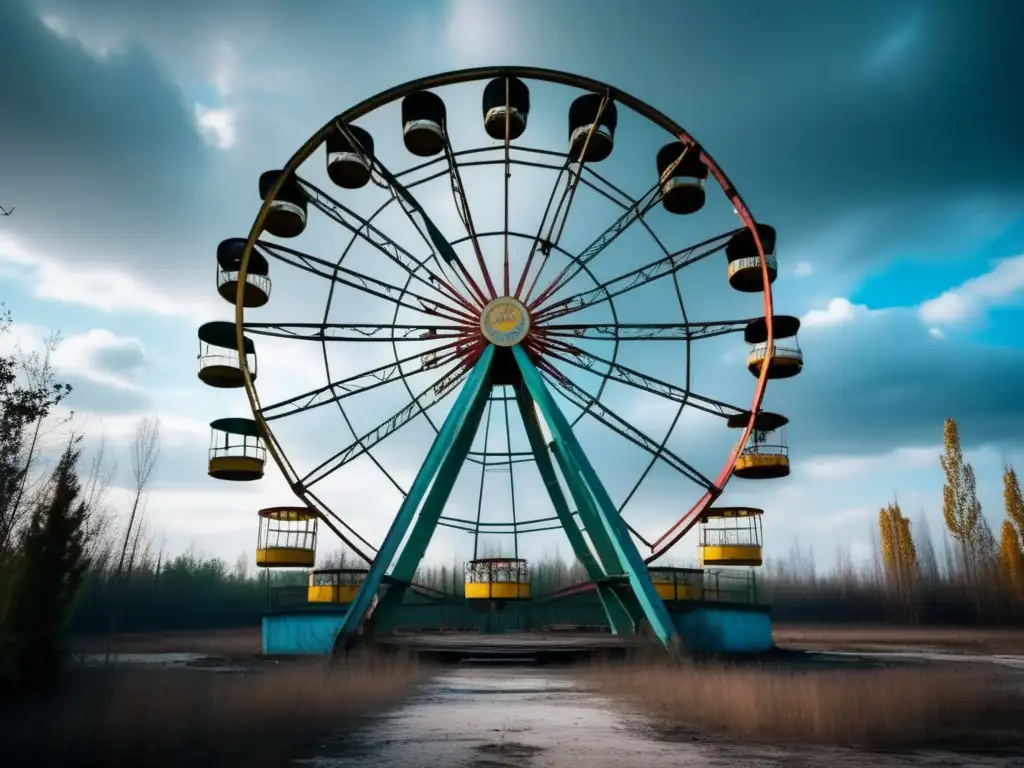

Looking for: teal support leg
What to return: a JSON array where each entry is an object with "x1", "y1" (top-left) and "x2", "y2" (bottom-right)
[
  {"x1": 331, "y1": 346, "x2": 496, "y2": 649},
  {"x1": 548, "y1": 440, "x2": 644, "y2": 633},
  {"x1": 370, "y1": 365, "x2": 493, "y2": 631},
  {"x1": 512, "y1": 346, "x2": 677, "y2": 648},
  {"x1": 515, "y1": 386, "x2": 634, "y2": 636}
]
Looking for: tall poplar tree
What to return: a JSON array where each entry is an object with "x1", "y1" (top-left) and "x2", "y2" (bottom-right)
[{"x1": 940, "y1": 418, "x2": 982, "y2": 578}]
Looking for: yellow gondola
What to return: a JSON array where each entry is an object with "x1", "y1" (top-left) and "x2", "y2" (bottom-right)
[
  {"x1": 208, "y1": 417, "x2": 265, "y2": 481},
  {"x1": 197, "y1": 321, "x2": 257, "y2": 388},
  {"x1": 699, "y1": 507, "x2": 764, "y2": 566},
  {"x1": 744, "y1": 316, "x2": 803, "y2": 379},
  {"x1": 307, "y1": 568, "x2": 368, "y2": 604},
  {"x1": 464, "y1": 558, "x2": 531, "y2": 601},
  {"x1": 648, "y1": 566, "x2": 704, "y2": 601},
  {"x1": 256, "y1": 506, "x2": 318, "y2": 568},
  {"x1": 728, "y1": 411, "x2": 791, "y2": 479}
]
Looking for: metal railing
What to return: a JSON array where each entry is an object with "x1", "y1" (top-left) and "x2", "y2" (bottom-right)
[
  {"x1": 739, "y1": 442, "x2": 788, "y2": 457},
  {"x1": 198, "y1": 351, "x2": 258, "y2": 378},
  {"x1": 700, "y1": 528, "x2": 761, "y2": 548},
  {"x1": 208, "y1": 442, "x2": 267, "y2": 463},
  {"x1": 217, "y1": 269, "x2": 272, "y2": 298},
  {"x1": 746, "y1": 343, "x2": 802, "y2": 366},
  {"x1": 727, "y1": 253, "x2": 777, "y2": 278}
]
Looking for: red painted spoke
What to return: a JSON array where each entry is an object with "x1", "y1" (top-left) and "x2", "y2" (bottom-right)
[
  {"x1": 503, "y1": 78, "x2": 512, "y2": 297},
  {"x1": 531, "y1": 228, "x2": 738, "y2": 324},
  {"x1": 330, "y1": 121, "x2": 482, "y2": 313},
  {"x1": 298, "y1": 175, "x2": 478, "y2": 316},
  {"x1": 442, "y1": 129, "x2": 496, "y2": 301},
  {"x1": 528, "y1": 144, "x2": 696, "y2": 312},
  {"x1": 513, "y1": 93, "x2": 612, "y2": 302}
]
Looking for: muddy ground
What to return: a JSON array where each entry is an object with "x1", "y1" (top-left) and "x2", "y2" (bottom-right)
[
  {"x1": 77, "y1": 626, "x2": 1024, "y2": 767},
  {"x1": 303, "y1": 666, "x2": 1023, "y2": 768}
]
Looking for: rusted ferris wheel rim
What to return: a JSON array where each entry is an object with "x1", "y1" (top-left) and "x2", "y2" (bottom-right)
[{"x1": 226, "y1": 66, "x2": 780, "y2": 566}]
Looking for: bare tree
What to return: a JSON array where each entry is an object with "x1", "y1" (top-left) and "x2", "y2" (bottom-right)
[
  {"x1": 915, "y1": 510, "x2": 940, "y2": 583},
  {"x1": 105, "y1": 415, "x2": 160, "y2": 664},
  {"x1": 318, "y1": 548, "x2": 352, "y2": 570},
  {"x1": 126, "y1": 510, "x2": 151, "y2": 579},
  {"x1": 116, "y1": 415, "x2": 161, "y2": 579}
]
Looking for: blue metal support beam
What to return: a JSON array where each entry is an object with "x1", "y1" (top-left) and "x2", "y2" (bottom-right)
[
  {"x1": 331, "y1": 345, "x2": 496, "y2": 651},
  {"x1": 512, "y1": 345, "x2": 678, "y2": 647},
  {"x1": 514, "y1": 385, "x2": 635, "y2": 635}
]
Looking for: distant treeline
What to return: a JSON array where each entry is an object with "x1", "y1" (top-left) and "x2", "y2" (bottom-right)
[{"x1": 68, "y1": 541, "x2": 1023, "y2": 636}]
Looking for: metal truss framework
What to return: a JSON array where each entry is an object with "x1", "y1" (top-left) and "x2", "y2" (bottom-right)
[
  {"x1": 227, "y1": 67, "x2": 779, "y2": 614},
  {"x1": 331, "y1": 345, "x2": 678, "y2": 651}
]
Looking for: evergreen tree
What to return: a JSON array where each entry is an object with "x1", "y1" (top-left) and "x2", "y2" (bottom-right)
[
  {"x1": 0, "y1": 307, "x2": 71, "y2": 552},
  {"x1": 2, "y1": 440, "x2": 90, "y2": 693}
]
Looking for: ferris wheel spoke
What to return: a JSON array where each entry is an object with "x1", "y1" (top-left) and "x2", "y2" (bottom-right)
[
  {"x1": 259, "y1": 339, "x2": 472, "y2": 422},
  {"x1": 534, "y1": 228, "x2": 741, "y2": 323},
  {"x1": 256, "y1": 240, "x2": 477, "y2": 325},
  {"x1": 542, "y1": 340, "x2": 745, "y2": 421},
  {"x1": 299, "y1": 361, "x2": 474, "y2": 489},
  {"x1": 527, "y1": 143, "x2": 699, "y2": 309},
  {"x1": 442, "y1": 128, "x2": 498, "y2": 300},
  {"x1": 539, "y1": 319, "x2": 750, "y2": 342},
  {"x1": 242, "y1": 322, "x2": 473, "y2": 343},
  {"x1": 295, "y1": 175, "x2": 477, "y2": 313},
  {"x1": 502, "y1": 81, "x2": 512, "y2": 297},
  {"x1": 514, "y1": 92, "x2": 613, "y2": 302},
  {"x1": 333, "y1": 120, "x2": 491, "y2": 308},
  {"x1": 303, "y1": 489, "x2": 379, "y2": 555},
  {"x1": 527, "y1": 187, "x2": 660, "y2": 309},
  {"x1": 389, "y1": 183, "x2": 491, "y2": 308},
  {"x1": 542, "y1": 368, "x2": 717, "y2": 492}
]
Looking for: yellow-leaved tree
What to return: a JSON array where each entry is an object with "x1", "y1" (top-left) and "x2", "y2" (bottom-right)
[
  {"x1": 940, "y1": 418, "x2": 982, "y2": 579},
  {"x1": 999, "y1": 466, "x2": 1024, "y2": 592},
  {"x1": 879, "y1": 500, "x2": 916, "y2": 592},
  {"x1": 998, "y1": 520, "x2": 1024, "y2": 591},
  {"x1": 1005, "y1": 465, "x2": 1024, "y2": 541}
]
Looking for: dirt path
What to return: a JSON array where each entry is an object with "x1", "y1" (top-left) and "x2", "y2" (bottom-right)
[{"x1": 296, "y1": 667, "x2": 1020, "y2": 768}]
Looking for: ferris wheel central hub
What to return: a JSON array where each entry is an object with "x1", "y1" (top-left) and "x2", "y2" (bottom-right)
[{"x1": 480, "y1": 296, "x2": 531, "y2": 347}]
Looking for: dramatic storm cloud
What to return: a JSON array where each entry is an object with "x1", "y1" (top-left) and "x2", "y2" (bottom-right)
[{"x1": 1, "y1": 0, "x2": 1021, "y2": 570}]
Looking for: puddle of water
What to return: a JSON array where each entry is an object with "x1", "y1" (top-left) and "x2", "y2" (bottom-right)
[
  {"x1": 300, "y1": 667, "x2": 722, "y2": 767},
  {"x1": 297, "y1": 662, "x2": 1024, "y2": 768},
  {"x1": 78, "y1": 652, "x2": 209, "y2": 666},
  {"x1": 75, "y1": 652, "x2": 265, "y2": 674}
]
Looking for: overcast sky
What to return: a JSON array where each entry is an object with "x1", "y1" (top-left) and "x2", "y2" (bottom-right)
[{"x1": 1, "y1": 0, "x2": 1022, "y2": 575}]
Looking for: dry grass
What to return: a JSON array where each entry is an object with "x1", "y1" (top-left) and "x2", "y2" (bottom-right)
[
  {"x1": 774, "y1": 624, "x2": 1024, "y2": 654},
  {"x1": 586, "y1": 659, "x2": 1021, "y2": 749},
  {"x1": 0, "y1": 652, "x2": 427, "y2": 767}
]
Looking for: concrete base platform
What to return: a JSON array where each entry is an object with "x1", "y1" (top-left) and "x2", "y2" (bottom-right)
[
  {"x1": 261, "y1": 600, "x2": 773, "y2": 659},
  {"x1": 262, "y1": 608, "x2": 348, "y2": 655},
  {"x1": 669, "y1": 603, "x2": 773, "y2": 653}
]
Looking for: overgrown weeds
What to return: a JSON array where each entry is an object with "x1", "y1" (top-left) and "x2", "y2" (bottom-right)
[
  {"x1": 585, "y1": 657, "x2": 1020, "y2": 749},
  {"x1": 0, "y1": 651, "x2": 427, "y2": 767}
]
